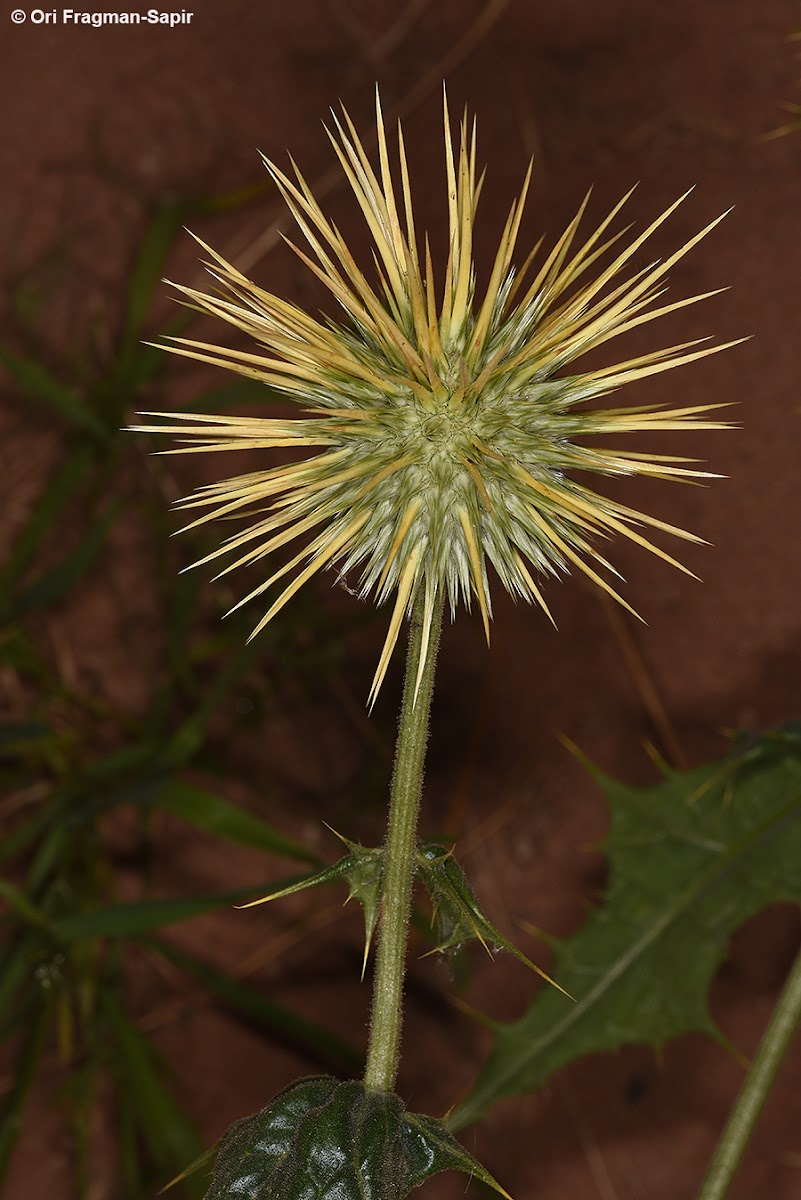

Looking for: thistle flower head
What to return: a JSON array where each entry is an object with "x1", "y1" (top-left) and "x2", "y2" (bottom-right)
[{"x1": 134, "y1": 91, "x2": 737, "y2": 705}]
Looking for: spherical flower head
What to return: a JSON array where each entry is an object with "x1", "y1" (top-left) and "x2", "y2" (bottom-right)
[{"x1": 133, "y1": 90, "x2": 738, "y2": 706}]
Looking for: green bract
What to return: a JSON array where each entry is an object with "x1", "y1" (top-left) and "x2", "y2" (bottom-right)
[{"x1": 238, "y1": 832, "x2": 566, "y2": 993}]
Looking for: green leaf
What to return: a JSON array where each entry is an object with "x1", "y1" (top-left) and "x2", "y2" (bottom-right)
[
  {"x1": 0, "y1": 721, "x2": 55, "y2": 756},
  {"x1": 112, "y1": 313, "x2": 192, "y2": 400},
  {"x1": 205, "y1": 1077, "x2": 509, "y2": 1200},
  {"x1": 0, "y1": 347, "x2": 104, "y2": 437},
  {"x1": 0, "y1": 1000, "x2": 51, "y2": 1188},
  {"x1": 24, "y1": 822, "x2": 67, "y2": 892},
  {"x1": 0, "y1": 879, "x2": 54, "y2": 933},
  {"x1": 60, "y1": 1053, "x2": 101, "y2": 1200},
  {"x1": 164, "y1": 568, "x2": 205, "y2": 683},
  {"x1": 152, "y1": 779, "x2": 319, "y2": 865},
  {"x1": 0, "y1": 940, "x2": 38, "y2": 1023},
  {"x1": 6, "y1": 500, "x2": 121, "y2": 620},
  {"x1": 54, "y1": 886, "x2": 269, "y2": 942},
  {"x1": 158, "y1": 640, "x2": 255, "y2": 767},
  {"x1": 450, "y1": 725, "x2": 801, "y2": 1130},
  {"x1": 0, "y1": 447, "x2": 92, "y2": 591},
  {"x1": 0, "y1": 810, "x2": 51, "y2": 866},
  {"x1": 103, "y1": 995, "x2": 206, "y2": 1199},
  {"x1": 119, "y1": 203, "x2": 185, "y2": 364},
  {"x1": 0, "y1": 629, "x2": 52, "y2": 687},
  {"x1": 75, "y1": 741, "x2": 162, "y2": 789}
]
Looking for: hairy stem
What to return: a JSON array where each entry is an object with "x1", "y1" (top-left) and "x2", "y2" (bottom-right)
[
  {"x1": 364, "y1": 594, "x2": 443, "y2": 1092},
  {"x1": 697, "y1": 939, "x2": 801, "y2": 1200}
]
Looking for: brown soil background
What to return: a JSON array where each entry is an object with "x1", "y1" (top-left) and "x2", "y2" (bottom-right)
[{"x1": 2, "y1": 0, "x2": 801, "y2": 1197}]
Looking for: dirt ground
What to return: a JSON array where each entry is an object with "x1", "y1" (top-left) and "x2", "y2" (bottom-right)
[{"x1": 2, "y1": 0, "x2": 801, "y2": 1197}]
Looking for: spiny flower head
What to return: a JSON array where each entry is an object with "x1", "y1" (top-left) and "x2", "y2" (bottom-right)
[{"x1": 134, "y1": 91, "x2": 737, "y2": 705}]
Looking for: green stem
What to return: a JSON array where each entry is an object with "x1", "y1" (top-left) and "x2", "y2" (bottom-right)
[
  {"x1": 363, "y1": 594, "x2": 443, "y2": 1093},
  {"x1": 697, "y1": 939, "x2": 801, "y2": 1200}
]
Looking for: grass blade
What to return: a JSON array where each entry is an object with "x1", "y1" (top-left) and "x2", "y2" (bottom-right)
[
  {"x1": 0, "y1": 880, "x2": 54, "y2": 933},
  {"x1": 0, "y1": 721, "x2": 55, "y2": 755},
  {"x1": 7, "y1": 500, "x2": 121, "y2": 621},
  {"x1": 153, "y1": 779, "x2": 320, "y2": 865},
  {"x1": 159, "y1": 641, "x2": 256, "y2": 768},
  {"x1": 119, "y1": 203, "x2": 185, "y2": 365},
  {"x1": 0, "y1": 347, "x2": 104, "y2": 437},
  {"x1": 0, "y1": 939, "x2": 39, "y2": 1028},
  {"x1": 151, "y1": 940, "x2": 362, "y2": 1075},
  {"x1": 0, "y1": 447, "x2": 92, "y2": 591},
  {"x1": 103, "y1": 994, "x2": 207, "y2": 1200},
  {"x1": 54, "y1": 885, "x2": 273, "y2": 942},
  {"x1": 0, "y1": 1000, "x2": 51, "y2": 1189}
]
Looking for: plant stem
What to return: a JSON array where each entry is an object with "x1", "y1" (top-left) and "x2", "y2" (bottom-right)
[
  {"x1": 697, "y1": 939, "x2": 801, "y2": 1200},
  {"x1": 363, "y1": 594, "x2": 443, "y2": 1093}
]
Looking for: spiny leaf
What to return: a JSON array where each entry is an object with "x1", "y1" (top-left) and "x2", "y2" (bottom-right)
[
  {"x1": 237, "y1": 856, "x2": 359, "y2": 908},
  {"x1": 328, "y1": 829, "x2": 384, "y2": 976},
  {"x1": 240, "y1": 838, "x2": 383, "y2": 974},
  {"x1": 160, "y1": 1146, "x2": 217, "y2": 1195},
  {"x1": 416, "y1": 842, "x2": 569, "y2": 995},
  {"x1": 450, "y1": 725, "x2": 801, "y2": 1130},
  {"x1": 205, "y1": 1076, "x2": 509, "y2": 1200}
]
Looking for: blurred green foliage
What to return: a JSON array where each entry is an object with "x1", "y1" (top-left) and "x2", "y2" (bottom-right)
[{"x1": 0, "y1": 198, "x2": 362, "y2": 1199}]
